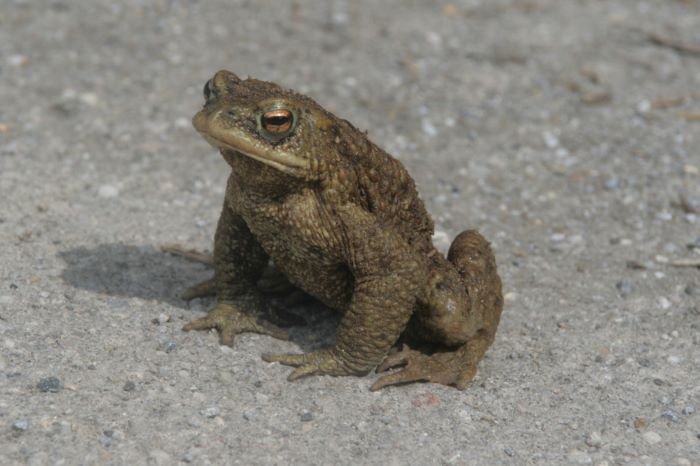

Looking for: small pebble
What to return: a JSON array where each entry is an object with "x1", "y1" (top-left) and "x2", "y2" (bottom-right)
[
  {"x1": 681, "y1": 406, "x2": 695, "y2": 415},
  {"x1": 155, "y1": 313, "x2": 170, "y2": 324},
  {"x1": 503, "y1": 447, "x2": 514, "y2": 457},
  {"x1": 543, "y1": 131, "x2": 559, "y2": 148},
  {"x1": 662, "y1": 409, "x2": 679, "y2": 422},
  {"x1": 300, "y1": 411, "x2": 313, "y2": 422},
  {"x1": 625, "y1": 260, "x2": 646, "y2": 270},
  {"x1": 663, "y1": 242, "x2": 678, "y2": 254},
  {"x1": 641, "y1": 431, "x2": 661, "y2": 444},
  {"x1": 567, "y1": 449, "x2": 592, "y2": 464},
  {"x1": 667, "y1": 355, "x2": 682, "y2": 365},
  {"x1": 37, "y1": 376, "x2": 62, "y2": 393},
  {"x1": 550, "y1": 233, "x2": 566, "y2": 242},
  {"x1": 80, "y1": 92, "x2": 99, "y2": 106},
  {"x1": 148, "y1": 449, "x2": 172, "y2": 466},
  {"x1": 123, "y1": 381, "x2": 136, "y2": 392},
  {"x1": 201, "y1": 407, "x2": 221, "y2": 418},
  {"x1": 634, "y1": 417, "x2": 648, "y2": 429},
  {"x1": 100, "y1": 431, "x2": 113, "y2": 448},
  {"x1": 12, "y1": 420, "x2": 29, "y2": 432},
  {"x1": 684, "y1": 285, "x2": 697, "y2": 296},
  {"x1": 1, "y1": 141, "x2": 18, "y2": 155},
  {"x1": 656, "y1": 211, "x2": 673, "y2": 221},
  {"x1": 432, "y1": 194, "x2": 448, "y2": 204},
  {"x1": 98, "y1": 184, "x2": 119, "y2": 198},
  {"x1": 174, "y1": 117, "x2": 190, "y2": 129},
  {"x1": 7, "y1": 54, "x2": 29, "y2": 66},
  {"x1": 421, "y1": 118, "x2": 437, "y2": 137},
  {"x1": 163, "y1": 341, "x2": 177, "y2": 353},
  {"x1": 586, "y1": 431, "x2": 603, "y2": 447},
  {"x1": 615, "y1": 280, "x2": 635, "y2": 297},
  {"x1": 636, "y1": 100, "x2": 652, "y2": 113},
  {"x1": 658, "y1": 297, "x2": 671, "y2": 310},
  {"x1": 604, "y1": 177, "x2": 620, "y2": 191}
]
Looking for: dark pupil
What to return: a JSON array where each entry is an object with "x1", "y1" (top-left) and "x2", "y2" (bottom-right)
[
  {"x1": 203, "y1": 80, "x2": 211, "y2": 100},
  {"x1": 265, "y1": 115, "x2": 289, "y2": 126}
]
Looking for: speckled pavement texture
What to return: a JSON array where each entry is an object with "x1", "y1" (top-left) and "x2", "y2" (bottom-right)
[{"x1": 1, "y1": 1, "x2": 699, "y2": 465}]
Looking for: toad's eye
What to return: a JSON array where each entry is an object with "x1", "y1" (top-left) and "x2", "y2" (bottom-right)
[
  {"x1": 260, "y1": 109, "x2": 294, "y2": 134},
  {"x1": 203, "y1": 79, "x2": 215, "y2": 102}
]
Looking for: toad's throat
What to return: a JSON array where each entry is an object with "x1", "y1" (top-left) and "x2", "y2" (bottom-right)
[{"x1": 197, "y1": 131, "x2": 309, "y2": 176}]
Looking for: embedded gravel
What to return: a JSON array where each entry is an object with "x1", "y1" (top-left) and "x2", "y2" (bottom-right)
[{"x1": 1, "y1": 1, "x2": 699, "y2": 465}]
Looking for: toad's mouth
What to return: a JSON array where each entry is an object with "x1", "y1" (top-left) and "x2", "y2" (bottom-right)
[{"x1": 193, "y1": 112, "x2": 309, "y2": 175}]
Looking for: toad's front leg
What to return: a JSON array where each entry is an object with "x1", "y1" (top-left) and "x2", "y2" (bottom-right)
[
  {"x1": 182, "y1": 201, "x2": 288, "y2": 345},
  {"x1": 263, "y1": 205, "x2": 424, "y2": 381}
]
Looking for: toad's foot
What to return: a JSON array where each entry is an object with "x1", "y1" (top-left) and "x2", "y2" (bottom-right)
[
  {"x1": 262, "y1": 349, "x2": 367, "y2": 381},
  {"x1": 183, "y1": 302, "x2": 288, "y2": 346},
  {"x1": 371, "y1": 344, "x2": 476, "y2": 391}
]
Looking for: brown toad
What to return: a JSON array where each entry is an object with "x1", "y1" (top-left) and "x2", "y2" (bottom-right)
[{"x1": 174, "y1": 70, "x2": 503, "y2": 390}]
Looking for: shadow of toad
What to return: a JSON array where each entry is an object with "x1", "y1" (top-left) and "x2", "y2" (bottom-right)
[
  {"x1": 58, "y1": 243, "x2": 337, "y2": 351},
  {"x1": 59, "y1": 243, "x2": 209, "y2": 308}
]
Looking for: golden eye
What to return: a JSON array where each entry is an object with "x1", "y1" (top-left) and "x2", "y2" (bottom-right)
[{"x1": 261, "y1": 109, "x2": 294, "y2": 134}]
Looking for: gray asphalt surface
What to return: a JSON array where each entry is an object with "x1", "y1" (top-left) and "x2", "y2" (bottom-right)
[{"x1": 1, "y1": 1, "x2": 699, "y2": 465}]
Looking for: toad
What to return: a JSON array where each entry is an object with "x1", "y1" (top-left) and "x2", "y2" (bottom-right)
[{"x1": 173, "y1": 70, "x2": 503, "y2": 390}]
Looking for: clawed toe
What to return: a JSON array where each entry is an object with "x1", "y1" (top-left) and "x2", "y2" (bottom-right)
[
  {"x1": 262, "y1": 349, "x2": 361, "y2": 381},
  {"x1": 371, "y1": 347, "x2": 473, "y2": 391},
  {"x1": 183, "y1": 303, "x2": 288, "y2": 346},
  {"x1": 261, "y1": 352, "x2": 306, "y2": 366},
  {"x1": 375, "y1": 344, "x2": 414, "y2": 373},
  {"x1": 370, "y1": 369, "x2": 430, "y2": 391},
  {"x1": 261, "y1": 352, "x2": 318, "y2": 381}
]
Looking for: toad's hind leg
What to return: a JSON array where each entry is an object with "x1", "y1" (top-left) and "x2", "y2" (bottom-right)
[
  {"x1": 446, "y1": 229, "x2": 503, "y2": 342},
  {"x1": 372, "y1": 230, "x2": 503, "y2": 391}
]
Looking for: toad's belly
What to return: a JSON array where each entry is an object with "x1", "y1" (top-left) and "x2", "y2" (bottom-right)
[
  {"x1": 233, "y1": 185, "x2": 354, "y2": 310},
  {"x1": 274, "y1": 257, "x2": 354, "y2": 311},
  {"x1": 245, "y1": 216, "x2": 353, "y2": 311}
]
